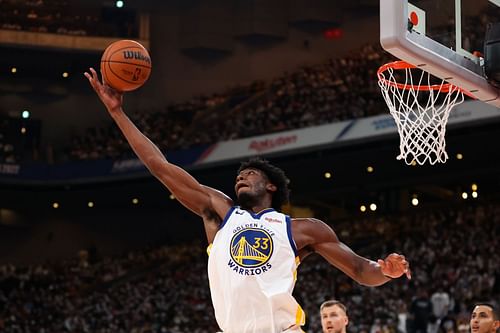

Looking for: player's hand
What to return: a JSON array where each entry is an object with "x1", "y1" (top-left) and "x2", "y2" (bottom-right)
[
  {"x1": 84, "y1": 67, "x2": 123, "y2": 113},
  {"x1": 377, "y1": 253, "x2": 411, "y2": 280}
]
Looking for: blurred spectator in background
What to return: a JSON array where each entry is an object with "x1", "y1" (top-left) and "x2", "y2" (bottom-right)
[
  {"x1": 0, "y1": 201, "x2": 499, "y2": 332},
  {"x1": 432, "y1": 285, "x2": 451, "y2": 320},
  {"x1": 469, "y1": 304, "x2": 499, "y2": 333},
  {"x1": 409, "y1": 288, "x2": 433, "y2": 333},
  {"x1": 321, "y1": 300, "x2": 349, "y2": 333}
]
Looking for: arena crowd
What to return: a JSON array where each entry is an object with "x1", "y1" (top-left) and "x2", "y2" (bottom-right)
[{"x1": 0, "y1": 201, "x2": 498, "y2": 333}]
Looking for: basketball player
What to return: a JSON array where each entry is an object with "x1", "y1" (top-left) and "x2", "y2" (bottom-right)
[
  {"x1": 320, "y1": 300, "x2": 349, "y2": 333},
  {"x1": 470, "y1": 304, "x2": 499, "y2": 333},
  {"x1": 84, "y1": 68, "x2": 411, "y2": 333}
]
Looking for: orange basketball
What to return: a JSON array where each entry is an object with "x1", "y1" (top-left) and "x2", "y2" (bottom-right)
[{"x1": 100, "y1": 40, "x2": 152, "y2": 92}]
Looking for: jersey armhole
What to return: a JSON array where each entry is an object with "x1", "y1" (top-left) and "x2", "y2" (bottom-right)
[
  {"x1": 285, "y1": 215, "x2": 298, "y2": 256},
  {"x1": 219, "y1": 206, "x2": 236, "y2": 229}
]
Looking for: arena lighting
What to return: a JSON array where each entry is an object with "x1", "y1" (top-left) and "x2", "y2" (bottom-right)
[
  {"x1": 88, "y1": 201, "x2": 94, "y2": 208},
  {"x1": 411, "y1": 198, "x2": 419, "y2": 206},
  {"x1": 456, "y1": 153, "x2": 464, "y2": 160},
  {"x1": 471, "y1": 183, "x2": 478, "y2": 191},
  {"x1": 324, "y1": 172, "x2": 332, "y2": 179},
  {"x1": 52, "y1": 202, "x2": 59, "y2": 209},
  {"x1": 20, "y1": 127, "x2": 26, "y2": 134},
  {"x1": 461, "y1": 192, "x2": 468, "y2": 199},
  {"x1": 116, "y1": 0, "x2": 124, "y2": 8},
  {"x1": 132, "y1": 198, "x2": 139, "y2": 205},
  {"x1": 62, "y1": 72, "x2": 69, "y2": 78},
  {"x1": 369, "y1": 203, "x2": 377, "y2": 211},
  {"x1": 21, "y1": 110, "x2": 30, "y2": 119},
  {"x1": 11, "y1": 67, "x2": 17, "y2": 74},
  {"x1": 366, "y1": 166, "x2": 374, "y2": 173},
  {"x1": 169, "y1": 194, "x2": 175, "y2": 200},
  {"x1": 472, "y1": 191, "x2": 478, "y2": 199},
  {"x1": 410, "y1": 160, "x2": 417, "y2": 166},
  {"x1": 360, "y1": 205, "x2": 367, "y2": 212}
]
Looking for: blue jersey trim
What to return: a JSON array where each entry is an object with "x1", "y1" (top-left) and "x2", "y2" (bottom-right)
[
  {"x1": 219, "y1": 206, "x2": 236, "y2": 229},
  {"x1": 285, "y1": 215, "x2": 298, "y2": 256},
  {"x1": 250, "y1": 207, "x2": 275, "y2": 219}
]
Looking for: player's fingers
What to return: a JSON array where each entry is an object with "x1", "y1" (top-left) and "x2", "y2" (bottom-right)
[
  {"x1": 84, "y1": 71, "x2": 92, "y2": 82},
  {"x1": 86, "y1": 68, "x2": 97, "y2": 83},
  {"x1": 388, "y1": 253, "x2": 401, "y2": 261},
  {"x1": 398, "y1": 259, "x2": 410, "y2": 279},
  {"x1": 406, "y1": 266, "x2": 412, "y2": 279},
  {"x1": 89, "y1": 68, "x2": 102, "y2": 85},
  {"x1": 89, "y1": 67, "x2": 97, "y2": 78},
  {"x1": 84, "y1": 71, "x2": 99, "y2": 91}
]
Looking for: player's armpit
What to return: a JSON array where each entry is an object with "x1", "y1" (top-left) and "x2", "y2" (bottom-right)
[{"x1": 293, "y1": 218, "x2": 391, "y2": 286}]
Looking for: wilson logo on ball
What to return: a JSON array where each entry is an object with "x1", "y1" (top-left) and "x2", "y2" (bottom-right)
[{"x1": 122, "y1": 51, "x2": 151, "y2": 65}]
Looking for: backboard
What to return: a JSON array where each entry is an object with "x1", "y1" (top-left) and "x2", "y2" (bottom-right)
[{"x1": 380, "y1": 0, "x2": 500, "y2": 107}]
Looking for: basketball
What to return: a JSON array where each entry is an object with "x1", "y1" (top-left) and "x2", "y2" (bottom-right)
[{"x1": 100, "y1": 40, "x2": 152, "y2": 92}]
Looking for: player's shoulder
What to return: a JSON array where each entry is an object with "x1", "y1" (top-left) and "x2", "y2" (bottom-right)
[
  {"x1": 290, "y1": 217, "x2": 332, "y2": 232},
  {"x1": 291, "y1": 217, "x2": 325, "y2": 224},
  {"x1": 289, "y1": 217, "x2": 337, "y2": 245}
]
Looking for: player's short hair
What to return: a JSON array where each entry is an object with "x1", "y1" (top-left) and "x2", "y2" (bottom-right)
[
  {"x1": 474, "y1": 303, "x2": 499, "y2": 320},
  {"x1": 320, "y1": 300, "x2": 348, "y2": 316},
  {"x1": 238, "y1": 157, "x2": 290, "y2": 209}
]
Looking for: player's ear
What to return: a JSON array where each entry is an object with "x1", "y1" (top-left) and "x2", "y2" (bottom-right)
[{"x1": 266, "y1": 183, "x2": 277, "y2": 193}]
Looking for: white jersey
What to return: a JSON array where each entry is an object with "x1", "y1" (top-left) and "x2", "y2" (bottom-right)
[{"x1": 207, "y1": 207, "x2": 305, "y2": 333}]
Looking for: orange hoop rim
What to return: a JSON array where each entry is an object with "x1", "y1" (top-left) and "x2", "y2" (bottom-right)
[{"x1": 377, "y1": 60, "x2": 476, "y2": 98}]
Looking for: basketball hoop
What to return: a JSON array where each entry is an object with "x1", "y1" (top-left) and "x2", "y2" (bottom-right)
[{"x1": 377, "y1": 60, "x2": 474, "y2": 165}]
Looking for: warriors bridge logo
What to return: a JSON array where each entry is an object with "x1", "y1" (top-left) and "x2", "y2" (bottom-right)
[{"x1": 228, "y1": 228, "x2": 273, "y2": 275}]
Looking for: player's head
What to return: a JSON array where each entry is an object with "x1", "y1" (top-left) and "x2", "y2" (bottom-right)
[
  {"x1": 470, "y1": 303, "x2": 499, "y2": 333},
  {"x1": 320, "y1": 300, "x2": 349, "y2": 333},
  {"x1": 236, "y1": 157, "x2": 290, "y2": 210}
]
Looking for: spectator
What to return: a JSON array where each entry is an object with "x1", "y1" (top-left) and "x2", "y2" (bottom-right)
[
  {"x1": 409, "y1": 286, "x2": 433, "y2": 333},
  {"x1": 321, "y1": 300, "x2": 349, "y2": 333},
  {"x1": 432, "y1": 285, "x2": 451, "y2": 320},
  {"x1": 469, "y1": 304, "x2": 499, "y2": 333}
]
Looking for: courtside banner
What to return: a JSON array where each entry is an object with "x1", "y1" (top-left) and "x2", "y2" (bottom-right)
[
  {"x1": 0, "y1": 102, "x2": 498, "y2": 183},
  {"x1": 195, "y1": 122, "x2": 349, "y2": 164},
  {"x1": 336, "y1": 100, "x2": 500, "y2": 142},
  {"x1": 447, "y1": 101, "x2": 500, "y2": 125},
  {"x1": 196, "y1": 100, "x2": 500, "y2": 165},
  {"x1": 0, "y1": 145, "x2": 209, "y2": 183}
]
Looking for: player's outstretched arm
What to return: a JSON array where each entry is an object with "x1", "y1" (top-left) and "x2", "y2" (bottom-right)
[
  {"x1": 293, "y1": 218, "x2": 411, "y2": 286},
  {"x1": 84, "y1": 68, "x2": 233, "y2": 227}
]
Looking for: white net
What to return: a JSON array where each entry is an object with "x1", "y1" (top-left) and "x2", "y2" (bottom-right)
[{"x1": 378, "y1": 62, "x2": 465, "y2": 165}]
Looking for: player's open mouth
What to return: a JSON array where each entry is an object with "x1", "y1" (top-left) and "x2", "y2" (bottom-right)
[{"x1": 236, "y1": 183, "x2": 249, "y2": 191}]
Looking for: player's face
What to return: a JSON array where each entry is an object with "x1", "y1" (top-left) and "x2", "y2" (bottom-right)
[
  {"x1": 235, "y1": 168, "x2": 270, "y2": 206},
  {"x1": 470, "y1": 305, "x2": 499, "y2": 333},
  {"x1": 321, "y1": 305, "x2": 348, "y2": 333}
]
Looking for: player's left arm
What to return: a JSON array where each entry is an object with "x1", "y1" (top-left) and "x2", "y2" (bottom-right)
[{"x1": 292, "y1": 217, "x2": 411, "y2": 286}]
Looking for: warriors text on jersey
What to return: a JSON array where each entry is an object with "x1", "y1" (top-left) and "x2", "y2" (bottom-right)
[{"x1": 207, "y1": 207, "x2": 305, "y2": 333}]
